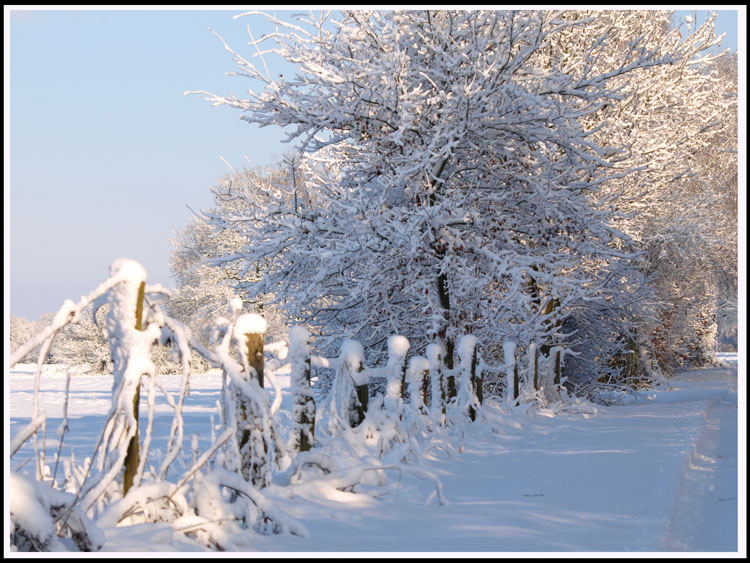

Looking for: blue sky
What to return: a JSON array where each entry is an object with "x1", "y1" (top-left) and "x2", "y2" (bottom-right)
[{"x1": 5, "y1": 7, "x2": 744, "y2": 321}]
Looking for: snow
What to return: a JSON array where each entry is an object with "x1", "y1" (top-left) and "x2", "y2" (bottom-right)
[
  {"x1": 385, "y1": 335, "x2": 410, "y2": 413},
  {"x1": 288, "y1": 326, "x2": 311, "y2": 359},
  {"x1": 229, "y1": 297, "x2": 243, "y2": 315},
  {"x1": 10, "y1": 471, "x2": 67, "y2": 551},
  {"x1": 109, "y1": 258, "x2": 147, "y2": 284},
  {"x1": 340, "y1": 339, "x2": 366, "y2": 384},
  {"x1": 8, "y1": 355, "x2": 742, "y2": 554},
  {"x1": 233, "y1": 313, "x2": 268, "y2": 338},
  {"x1": 457, "y1": 335, "x2": 478, "y2": 367},
  {"x1": 387, "y1": 335, "x2": 411, "y2": 360}
]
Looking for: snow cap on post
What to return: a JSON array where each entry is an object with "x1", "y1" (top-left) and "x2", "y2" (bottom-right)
[
  {"x1": 426, "y1": 342, "x2": 443, "y2": 367},
  {"x1": 109, "y1": 258, "x2": 147, "y2": 283},
  {"x1": 458, "y1": 335, "x2": 478, "y2": 366},
  {"x1": 340, "y1": 339, "x2": 367, "y2": 386},
  {"x1": 234, "y1": 313, "x2": 267, "y2": 339},
  {"x1": 229, "y1": 297, "x2": 244, "y2": 315},
  {"x1": 503, "y1": 340, "x2": 517, "y2": 366},
  {"x1": 388, "y1": 335, "x2": 410, "y2": 361},
  {"x1": 289, "y1": 325, "x2": 311, "y2": 357}
]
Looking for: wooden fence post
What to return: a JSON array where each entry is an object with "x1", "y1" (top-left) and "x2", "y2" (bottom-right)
[
  {"x1": 503, "y1": 340, "x2": 517, "y2": 402},
  {"x1": 408, "y1": 356, "x2": 430, "y2": 415},
  {"x1": 458, "y1": 335, "x2": 480, "y2": 421},
  {"x1": 233, "y1": 314, "x2": 270, "y2": 487},
  {"x1": 529, "y1": 342, "x2": 539, "y2": 392},
  {"x1": 122, "y1": 280, "x2": 145, "y2": 496},
  {"x1": 474, "y1": 343, "x2": 483, "y2": 408},
  {"x1": 445, "y1": 340, "x2": 458, "y2": 403},
  {"x1": 245, "y1": 333, "x2": 264, "y2": 389},
  {"x1": 290, "y1": 326, "x2": 315, "y2": 452},
  {"x1": 426, "y1": 343, "x2": 446, "y2": 423},
  {"x1": 385, "y1": 336, "x2": 410, "y2": 415},
  {"x1": 341, "y1": 339, "x2": 368, "y2": 428}
]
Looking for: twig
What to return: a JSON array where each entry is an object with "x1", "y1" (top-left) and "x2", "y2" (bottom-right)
[
  {"x1": 168, "y1": 427, "x2": 235, "y2": 501},
  {"x1": 10, "y1": 414, "x2": 47, "y2": 457}
]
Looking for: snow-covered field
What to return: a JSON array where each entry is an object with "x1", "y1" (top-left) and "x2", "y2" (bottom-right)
[{"x1": 7, "y1": 354, "x2": 743, "y2": 555}]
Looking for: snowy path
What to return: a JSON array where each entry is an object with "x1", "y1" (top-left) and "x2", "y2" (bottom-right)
[
  {"x1": 249, "y1": 361, "x2": 739, "y2": 553},
  {"x1": 8, "y1": 359, "x2": 741, "y2": 553}
]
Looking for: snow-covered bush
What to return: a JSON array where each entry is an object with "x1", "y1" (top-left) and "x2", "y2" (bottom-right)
[
  {"x1": 8, "y1": 260, "x2": 301, "y2": 551},
  {"x1": 9, "y1": 258, "x2": 590, "y2": 552},
  {"x1": 10, "y1": 471, "x2": 104, "y2": 552}
]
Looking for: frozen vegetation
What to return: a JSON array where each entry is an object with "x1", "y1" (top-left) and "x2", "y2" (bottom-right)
[
  {"x1": 8, "y1": 354, "x2": 740, "y2": 553},
  {"x1": 7, "y1": 8, "x2": 740, "y2": 556}
]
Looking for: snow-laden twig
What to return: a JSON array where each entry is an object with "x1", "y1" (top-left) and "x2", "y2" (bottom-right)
[
  {"x1": 157, "y1": 312, "x2": 196, "y2": 481},
  {"x1": 168, "y1": 427, "x2": 235, "y2": 501},
  {"x1": 51, "y1": 369, "x2": 75, "y2": 487},
  {"x1": 135, "y1": 371, "x2": 157, "y2": 488},
  {"x1": 10, "y1": 272, "x2": 127, "y2": 368},
  {"x1": 202, "y1": 468, "x2": 310, "y2": 538},
  {"x1": 10, "y1": 414, "x2": 47, "y2": 458}
]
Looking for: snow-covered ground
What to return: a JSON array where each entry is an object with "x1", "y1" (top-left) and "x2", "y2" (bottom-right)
[{"x1": 7, "y1": 354, "x2": 743, "y2": 555}]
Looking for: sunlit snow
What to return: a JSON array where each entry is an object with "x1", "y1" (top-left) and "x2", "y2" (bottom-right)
[{"x1": 8, "y1": 354, "x2": 740, "y2": 553}]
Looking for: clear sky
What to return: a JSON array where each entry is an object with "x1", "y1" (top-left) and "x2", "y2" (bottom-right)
[{"x1": 4, "y1": 6, "x2": 744, "y2": 321}]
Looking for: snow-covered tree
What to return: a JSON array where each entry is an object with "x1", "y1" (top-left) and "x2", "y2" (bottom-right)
[
  {"x1": 168, "y1": 166, "x2": 289, "y2": 352},
  {"x1": 168, "y1": 214, "x2": 238, "y2": 366},
  {"x1": 709, "y1": 52, "x2": 739, "y2": 354},
  {"x1": 10, "y1": 313, "x2": 40, "y2": 363},
  {"x1": 551, "y1": 11, "x2": 738, "y2": 373},
  {"x1": 44, "y1": 303, "x2": 111, "y2": 372},
  {"x1": 191, "y1": 10, "x2": 683, "y2": 374}
]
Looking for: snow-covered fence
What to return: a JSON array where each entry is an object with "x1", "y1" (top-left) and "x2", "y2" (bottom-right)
[
  {"x1": 9, "y1": 259, "x2": 198, "y2": 550},
  {"x1": 302, "y1": 332, "x2": 491, "y2": 428},
  {"x1": 9, "y1": 258, "x2": 574, "y2": 552},
  {"x1": 493, "y1": 340, "x2": 568, "y2": 404},
  {"x1": 10, "y1": 261, "x2": 315, "y2": 551}
]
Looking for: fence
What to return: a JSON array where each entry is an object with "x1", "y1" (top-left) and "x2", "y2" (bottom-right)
[{"x1": 8, "y1": 258, "x2": 567, "y2": 551}]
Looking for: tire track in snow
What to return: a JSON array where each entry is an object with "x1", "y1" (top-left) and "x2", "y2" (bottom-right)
[{"x1": 661, "y1": 365, "x2": 739, "y2": 551}]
